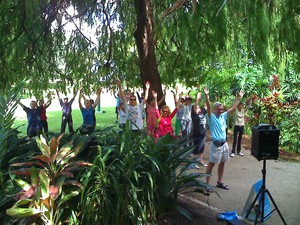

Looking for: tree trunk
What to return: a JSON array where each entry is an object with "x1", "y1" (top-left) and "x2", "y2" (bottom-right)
[{"x1": 134, "y1": 0, "x2": 164, "y2": 103}]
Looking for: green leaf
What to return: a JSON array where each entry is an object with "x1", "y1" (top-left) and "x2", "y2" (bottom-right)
[
  {"x1": 31, "y1": 166, "x2": 38, "y2": 187},
  {"x1": 15, "y1": 179, "x2": 31, "y2": 191},
  {"x1": 39, "y1": 169, "x2": 50, "y2": 199},
  {"x1": 35, "y1": 136, "x2": 50, "y2": 158},
  {"x1": 6, "y1": 207, "x2": 42, "y2": 218},
  {"x1": 57, "y1": 191, "x2": 79, "y2": 207},
  {"x1": 56, "y1": 142, "x2": 73, "y2": 163}
]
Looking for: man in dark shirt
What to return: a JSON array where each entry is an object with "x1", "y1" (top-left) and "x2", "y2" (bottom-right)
[
  {"x1": 56, "y1": 89, "x2": 78, "y2": 134},
  {"x1": 19, "y1": 100, "x2": 42, "y2": 139}
]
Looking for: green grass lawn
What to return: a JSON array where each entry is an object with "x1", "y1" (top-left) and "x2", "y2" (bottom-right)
[{"x1": 13, "y1": 107, "x2": 118, "y2": 137}]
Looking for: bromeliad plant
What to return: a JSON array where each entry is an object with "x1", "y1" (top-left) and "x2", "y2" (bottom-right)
[{"x1": 6, "y1": 135, "x2": 91, "y2": 225}]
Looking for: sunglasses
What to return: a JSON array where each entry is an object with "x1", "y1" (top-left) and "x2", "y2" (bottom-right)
[
  {"x1": 130, "y1": 99, "x2": 136, "y2": 101},
  {"x1": 162, "y1": 110, "x2": 168, "y2": 113}
]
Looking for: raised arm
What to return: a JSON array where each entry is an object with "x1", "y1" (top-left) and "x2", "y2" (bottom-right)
[
  {"x1": 71, "y1": 89, "x2": 78, "y2": 101},
  {"x1": 176, "y1": 92, "x2": 183, "y2": 109},
  {"x1": 45, "y1": 92, "x2": 52, "y2": 108},
  {"x1": 93, "y1": 87, "x2": 102, "y2": 109},
  {"x1": 78, "y1": 89, "x2": 84, "y2": 110},
  {"x1": 18, "y1": 100, "x2": 26, "y2": 109},
  {"x1": 56, "y1": 89, "x2": 61, "y2": 100},
  {"x1": 116, "y1": 80, "x2": 126, "y2": 103},
  {"x1": 152, "y1": 90, "x2": 158, "y2": 109},
  {"x1": 203, "y1": 86, "x2": 211, "y2": 117},
  {"x1": 158, "y1": 86, "x2": 166, "y2": 105},
  {"x1": 142, "y1": 81, "x2": 150, "y2": 104},
  {"x1": 194, "y1": 91, "x2": 202, "y2": 113},
  {"x1": 227, "y1": 90, "x2": 245, "y2": 115}
]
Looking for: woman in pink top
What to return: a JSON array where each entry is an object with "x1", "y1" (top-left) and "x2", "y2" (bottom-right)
[
  {"x1": 146, "y1": 88, "x2": 166, "y2": 136},
  {"x1": 152, "y1": 90, "x2": 181, "y2": 138}
]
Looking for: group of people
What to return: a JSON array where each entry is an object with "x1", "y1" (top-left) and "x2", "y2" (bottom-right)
[
  {"x1": 20, "y1": 82, "x2": 247, "y2": 193},
  {"x1": 19, "y1": 94, "x2": 52, "y2": 139},
  {"x1": 114, "y1": 81, "x2": 247, "y2": 193},
  {"x1": 19, "y1": 88, "x2": 103, "y2": 139}
]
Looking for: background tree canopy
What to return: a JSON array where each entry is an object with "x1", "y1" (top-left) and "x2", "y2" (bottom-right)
[{"x1": 0, "y1": 0, "x2": 299, "y2": 97}]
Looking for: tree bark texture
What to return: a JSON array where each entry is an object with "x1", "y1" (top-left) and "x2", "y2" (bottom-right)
[{"x1": 134, "y1": 0, "x2": 164, "y2": 103}]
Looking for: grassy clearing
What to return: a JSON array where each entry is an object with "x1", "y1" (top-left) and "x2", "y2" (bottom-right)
[{"x1": 13, "y1": 107, "x2": 118, "y2": 136}]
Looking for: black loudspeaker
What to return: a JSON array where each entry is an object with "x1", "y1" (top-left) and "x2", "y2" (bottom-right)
[{"x1": 251, "y1": 124, "x2": 280, "y2": 160}]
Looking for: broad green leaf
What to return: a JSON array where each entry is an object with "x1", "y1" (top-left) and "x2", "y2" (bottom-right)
[
  {"x1": 56, "y1": 142, "x2": 73, "y2": 163},
  {"x1": 15, "y1": 179, "x2": 31, "y2": 191},
  {"x1": 6, "y1": 207, "x2": 42, "y2": 218},
  {"x1": 57, "y1": 191, "x2": 79, "y2": 207},
  {"x1": 31, "y1": 166, "x2": 38, "y2": 187},
  {"x1": 35, "y1": 136, "x2": 50, "y2": 158},
  {"x1": 39, "y1": 169, "x2": 50, "y2": 199}
]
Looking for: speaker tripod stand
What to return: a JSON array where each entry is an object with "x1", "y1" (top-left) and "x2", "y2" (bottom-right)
[{"x1": 245, "y1": 159, "x2": 287, "y2": 225}]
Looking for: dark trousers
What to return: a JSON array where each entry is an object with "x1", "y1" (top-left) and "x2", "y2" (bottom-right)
[
  {"x1": 232, "y1": 125, "x2": 244, "y2": 154},
  {"x1": 60, "y1": 114, "x2": 74, "y2": 134},
  {"x1": 41, "y1": 120, "x2": 48, "y2": 133}
]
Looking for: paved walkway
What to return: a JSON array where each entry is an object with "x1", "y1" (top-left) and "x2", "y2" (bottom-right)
[{"x1": 186, "y1": 142, "x2": 300, "y2": 225}]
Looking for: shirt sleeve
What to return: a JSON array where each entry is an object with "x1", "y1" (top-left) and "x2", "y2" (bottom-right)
[{"x1": 170, "y1": 108, "x2": 178, "y2": 119}]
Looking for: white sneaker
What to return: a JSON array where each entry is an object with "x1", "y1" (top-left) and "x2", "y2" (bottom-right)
[
  {"x1": 230, "y1": 153, "x2": 235, "y2": 157},
  {"x1": 237, "y1": 152, "x2": 244, "y2": 156}
]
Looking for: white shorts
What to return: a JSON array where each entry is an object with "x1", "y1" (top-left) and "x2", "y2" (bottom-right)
[{"x1": 209, "y1": 141, "x2": 229, "y2": 164}]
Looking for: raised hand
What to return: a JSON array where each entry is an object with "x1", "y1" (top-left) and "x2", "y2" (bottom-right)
[
  {"x1": 197, "y1": 92, "x2": 202, "y2": 101},
  {"x1": 152, "y1": 90, "x2": 157, "y2": 98},
  {"x1": 238, "y1": 90, "x2": 245, "y2": 98},
  {"x1": 203, "y1": 86, "x2": 209, "y2": 95},
  {"x1": 145, "y1": 81, "x2": 150, "y2": 89}
]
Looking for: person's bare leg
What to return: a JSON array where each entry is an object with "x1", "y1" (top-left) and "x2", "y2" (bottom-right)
[
  {"x1": 206, "y1": 162, "x2": 215, "y2": 184},
  {"x1": 217, "y1": 162, "x2": 225, "y2": 183}
]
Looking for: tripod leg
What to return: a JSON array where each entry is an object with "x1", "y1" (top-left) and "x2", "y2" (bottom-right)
[
  {"x1": 265, "y1": 190, "x2": 287, "y2": 225},
  {"x1": 245, "y1": 188, "x2": 262, "y2": 219},
  {"x1": 254, "y1": 189, "x2": 267, "y2": 225}
]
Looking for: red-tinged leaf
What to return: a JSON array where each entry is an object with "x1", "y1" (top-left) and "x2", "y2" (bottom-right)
[
  {"x1": 49, "y1": 137, "x2": 58, "y2": 162},
  {"x1": 11, "y1": 169, "x2": 31, "y2": 176},
  {"x1": 20, "y1": 187, "x2": 35, "y2": 200},
  {"x1": 73, "y1": 161, "x2": 93, "y2": 167},
  {"x1": 12, "y1": 161, "x2": 45, "y2": 167},
  {"x1": 30, "y1": 155, "x2": 50, "y2": 163},
  {"x1": 63, "y1": 180, "x2": 83, "y2": 189},
  {"x1": 61, "y1": 171, "x2": 74, "y2": 178},
  {"x1": 49, "y1": 185, "x2": 61, "y2": 200},
  {"x1": 57, "y1": 134, "x2": 64, "y2": 146},
  {"x1": 40, "y1": 198, "x2": 51, "y2": 210}
]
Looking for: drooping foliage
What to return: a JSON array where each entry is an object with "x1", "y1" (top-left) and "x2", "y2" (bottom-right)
[{"x1": 0, "y1": 0, "x2": 299, "y2": 94}]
